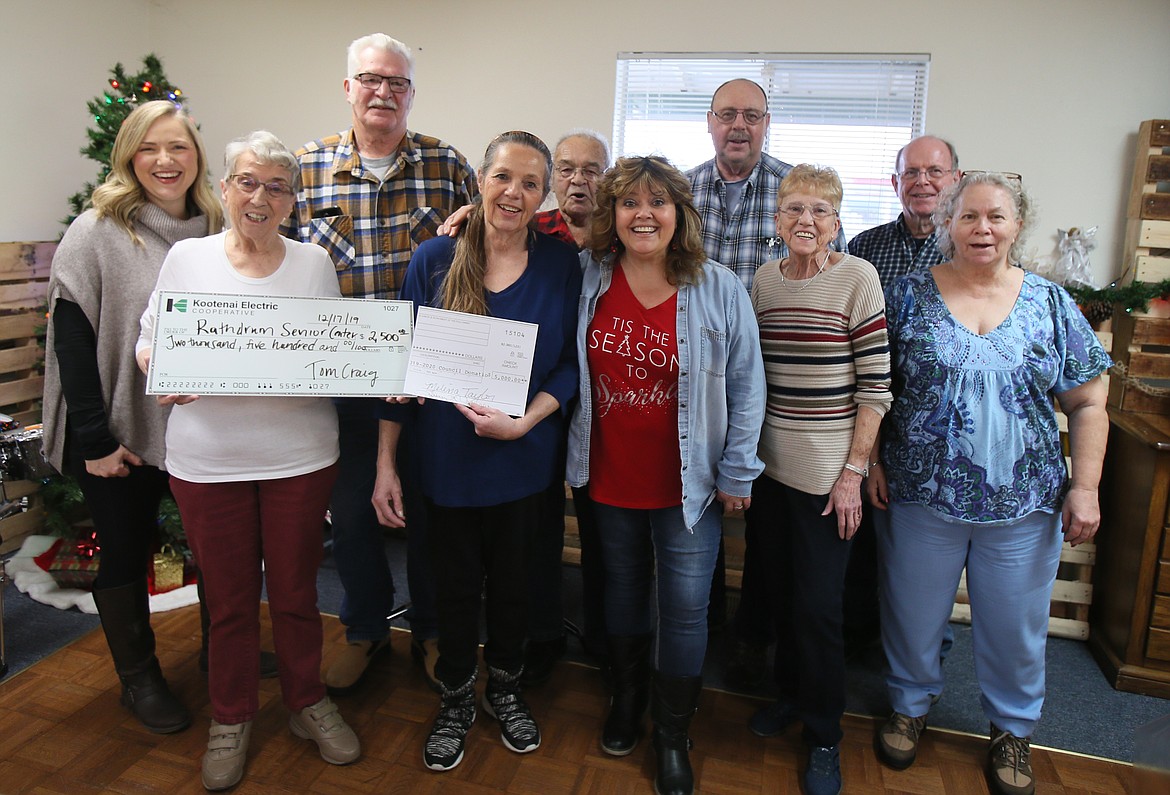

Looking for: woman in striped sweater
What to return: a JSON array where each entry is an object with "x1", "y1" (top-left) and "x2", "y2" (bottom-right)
[{"x1": 745, "y1": 164, "x2": 891, "y2": 795}]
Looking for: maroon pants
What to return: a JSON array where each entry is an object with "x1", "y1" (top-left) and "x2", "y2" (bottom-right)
[{"x1": 171, "y1": 464, "x2": 337, "y2": 723}]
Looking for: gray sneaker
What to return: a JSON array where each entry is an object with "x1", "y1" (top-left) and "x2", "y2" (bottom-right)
[
  {"x1": 875, "y1": 711, "x2": 927, "y2": 770},
  {"x1": 987, "y1": 724, "x2": 1034, "y2": 795},
  {"x1": 424, "y1": 671, "x2": 478, "y2": 771},
  {"x1": 483, "y1": 665, "x2": 540, "y2": 753}
]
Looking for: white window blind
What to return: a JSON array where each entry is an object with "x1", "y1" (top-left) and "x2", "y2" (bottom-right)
[{"x1": 614, "y1": 53, "x2": 930, "y2": 237}]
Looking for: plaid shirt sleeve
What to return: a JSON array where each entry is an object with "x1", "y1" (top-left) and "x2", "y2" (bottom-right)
[
  {"x1": 848, "y1": 215, "x2": 945, "y2": 292},
  {"x1": 687, "y1": 153, "x2": 846, "y2": 292},
  {"x1": 287, "y1": 129, "x2": 478, "y2": 299},
  {"x1": 532, "y1": 209, "x2": 579, "y2": 249}
]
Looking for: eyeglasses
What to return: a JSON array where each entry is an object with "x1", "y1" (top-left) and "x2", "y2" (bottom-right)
[
  {"x1": 897, "y1": 167, "x2": 955, "y2": 182},
  {"x1": 778, "y1": 203, "x2": 837, "y2": 220},
  {"x1": 353, "y1": 72, "x2": 412, "y2": 93},
  {"x1": 710, "y1": 108, "x2": 767, "y2": 125},
  {"x1": 556, "y1": 165, "x2": 603, "y2": 181},
  {"x1": 228, "y1": 174, "x2": 294, "y2": 200}
]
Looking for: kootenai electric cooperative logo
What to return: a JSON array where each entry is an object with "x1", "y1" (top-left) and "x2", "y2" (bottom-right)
[{"x1": 165, "y1": 298, "x2": 188, "y2": 313}]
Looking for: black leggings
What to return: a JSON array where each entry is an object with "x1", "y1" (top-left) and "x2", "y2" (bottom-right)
[{"x1": 70, "y1": 456, "x2": 170, "y2": 591}]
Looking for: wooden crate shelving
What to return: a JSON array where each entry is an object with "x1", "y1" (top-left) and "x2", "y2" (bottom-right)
[
  {"x1": 1121, "y1": 120, "x2": 1170, "y2": 286},
  {"x1": 0, "y1": 241, "x2": 53, "y2": 554},
  {"x1": 1109, "y1": 311, "x2": 1170, "y2": 414}
]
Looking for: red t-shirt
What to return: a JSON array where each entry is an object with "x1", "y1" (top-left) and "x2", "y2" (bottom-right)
[{"x1": 586, "y1": 264, "x2": 682, "y2": 508}]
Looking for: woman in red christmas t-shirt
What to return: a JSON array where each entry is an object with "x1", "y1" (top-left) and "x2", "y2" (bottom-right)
[{"x1": 567, "y1": 156, "x2": 765, "y2": 795}]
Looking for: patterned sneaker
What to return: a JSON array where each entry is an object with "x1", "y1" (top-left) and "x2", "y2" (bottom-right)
[
  {"x1": 482, "y1": 665, "x2": 540, "y2": 753},
  {"x1": 876, "y1": 711, "x2": 927, "y2": 770},
  {"x1": 424, "y1": 671, "x2": 477, "y2": 772},
  {"x1": 987, "y1": 724, "x2": 1034, "y2": 795}
]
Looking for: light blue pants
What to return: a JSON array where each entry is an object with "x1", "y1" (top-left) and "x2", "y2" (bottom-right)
[{"x1": 879, "y1": 502, "x2": 1062, "y2": 737}]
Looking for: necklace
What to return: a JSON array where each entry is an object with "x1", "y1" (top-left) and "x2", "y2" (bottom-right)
[{"x1": 777, "y1": 250, "x2": 830, "y2": 291}]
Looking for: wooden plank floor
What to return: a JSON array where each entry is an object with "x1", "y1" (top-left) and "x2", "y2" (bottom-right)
[{"x1": 0, "y1": 605, "x2": 1136, "y2": 794}]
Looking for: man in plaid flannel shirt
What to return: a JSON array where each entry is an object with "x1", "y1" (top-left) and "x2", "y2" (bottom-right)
[
  {"x1": 286, "y1": 33, "x2": 476, "y2": 694},
  {"x1": 847, "y1": 135, "x2": 960, "y2": 292},
  {"x1": 686, "y1": 78, "x2": 845, "y2": 294}
]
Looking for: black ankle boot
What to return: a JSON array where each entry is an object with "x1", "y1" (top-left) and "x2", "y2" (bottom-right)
[
  {"x1": 196, "y1": 572, "x2": 278, "y2": 679},
  {"x1": 93, "y1": 578, "x2": 190, "y2": 733},
  {"x1": 651, "y1": 671, "x2": 702, "y2": 795},
  {"x1": 601, "y1": 633, "x2": 651, "y2": 756}
]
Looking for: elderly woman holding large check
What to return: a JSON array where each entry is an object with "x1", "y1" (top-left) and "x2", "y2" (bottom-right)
[
  {"x1": 372, "y1": 130, "x2": 580, "y2": 773},
  {"x1": 136, "y1": 130, "x2": 359, "y2": 791}
]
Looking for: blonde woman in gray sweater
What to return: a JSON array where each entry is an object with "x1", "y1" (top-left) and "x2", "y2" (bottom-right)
[{"x1": 42, "y1": 100, "x2": 222, "y2": 734}]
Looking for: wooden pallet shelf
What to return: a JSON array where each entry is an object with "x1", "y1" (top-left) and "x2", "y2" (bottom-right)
[
  {"x1": 0, "y1": 241, "x2": 53, "y2": 553},
  {"x1": 1122, "y1": 120, "x2": 1170, "y2": 286}
]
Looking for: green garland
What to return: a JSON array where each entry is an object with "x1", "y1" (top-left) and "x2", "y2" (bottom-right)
[{"x1": 1065, "y1": 279, "x2": 1170, "y2": 311}]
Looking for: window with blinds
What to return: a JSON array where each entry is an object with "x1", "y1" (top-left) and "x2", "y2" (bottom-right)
[{"x1": 614, "y1": 53, "x2": 930, "y2": 238}]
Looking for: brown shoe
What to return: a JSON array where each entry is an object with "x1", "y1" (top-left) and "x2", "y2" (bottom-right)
[
  {"x1": 876, "y1": 711, "x2": 927, "y2": 770},
  {"x1": 412, "y1": 637, "x2": 440, "y2": 692},
  {"x1": 201, "y1": 720, "x2": 251, "y2": 791},
  {"x1": 987, "y1": 724, "x2": 1034, "y2": 795},
  {"x1": 324, "y1": 638, "x2": 389, "y2": 694},
  {"x1": 290, "y1": 696, "x2": 361, "y2": 765}
]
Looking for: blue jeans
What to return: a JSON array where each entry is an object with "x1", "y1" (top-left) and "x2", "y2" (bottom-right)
[
  {"x1": 880, "y1": 502, "x2": 1062, "y2": 737},
  {"x1": 593, "y1": 498, "x2": 722, "y2": 677},
  {"x1": 330, "y1": 399, "x2": 437, "y2": 642}
]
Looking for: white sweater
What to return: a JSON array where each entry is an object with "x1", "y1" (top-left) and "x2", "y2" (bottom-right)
[{"x1": 138, "y1": 232, "x2": 342, "y2": 482}]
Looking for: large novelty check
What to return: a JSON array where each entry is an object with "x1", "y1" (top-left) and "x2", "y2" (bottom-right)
[{"x1": 145, "y1": 291, "x2": 412, "y2": 396}]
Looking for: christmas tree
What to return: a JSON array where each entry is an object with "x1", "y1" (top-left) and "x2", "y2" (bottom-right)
[{"x1": 62, "y1": 53, "x2": 187, "y2": 228}]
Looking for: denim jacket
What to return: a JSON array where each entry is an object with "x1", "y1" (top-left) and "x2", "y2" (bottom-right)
[{"x1": 567, "y1": 253, "x2": 766, "y2": 530}]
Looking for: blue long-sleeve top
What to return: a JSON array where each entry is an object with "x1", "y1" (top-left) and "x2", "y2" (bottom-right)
[{"x1": 382, "y1": 232, "x2": 582, "y2": 507}]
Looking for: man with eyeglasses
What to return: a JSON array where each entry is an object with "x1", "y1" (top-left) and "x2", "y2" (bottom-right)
[
  {"x1": 285, "y1": 32, "x2": 477, "y2": 696},
  {"x1": 536, "y1": 130, "x2": 611, "y2": 249},
  {"x1": 687, "y1": 79, "x2": 846, "y2": 292},
  {"x1": 687, "y1": 78, "x2": 845, "y2": 693},
  {"x1": 848, "y1": 135, "x2": 961, "y2": 289}
]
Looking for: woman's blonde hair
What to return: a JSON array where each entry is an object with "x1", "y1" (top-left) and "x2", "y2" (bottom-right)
[
  {"x1": 778, "y1": 164, "x2": 843, "y2": 210},
  {"x1": 441, "y1": 131, "x2": 552, "y2": 315},
  {"x1": 90, "y1": 100, "x2": 223, "y2": 244},
  {"x1": 589, "y1": 156, "x2": 706, "y2": 285}
]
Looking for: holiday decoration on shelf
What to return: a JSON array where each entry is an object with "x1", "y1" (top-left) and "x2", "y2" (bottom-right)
[
  {"x1": 62, "y1": 54, "x2": 189, "y2": 229},
  {"x1": 1063, "y1": 278, "x2": 1170, "y2": 325},
  {"x1": 1054, "y1": 226, "x2": 1098, "y2": 290}
]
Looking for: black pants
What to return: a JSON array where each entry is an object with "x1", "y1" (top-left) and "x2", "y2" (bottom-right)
[
  {"x1": 750, "y1": 475, "x2": 852, "y2": 747},
  {"x1": 71, "y1": 456, "x2": 170, "y2": 591},
  {"x1": 428, "y1": 493, "x2": 540, "y2": 685}
]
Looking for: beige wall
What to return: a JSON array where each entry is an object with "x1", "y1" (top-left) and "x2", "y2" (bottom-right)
[{"x1": 5, "y1": 0, "x2": 1169, "y2": 284}]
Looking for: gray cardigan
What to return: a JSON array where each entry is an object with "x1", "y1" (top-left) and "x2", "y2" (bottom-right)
[{"x1": 43, "y1": 205, "x2": 209, "y2": 472}]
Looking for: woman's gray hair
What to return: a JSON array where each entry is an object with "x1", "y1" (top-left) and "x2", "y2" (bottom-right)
[
  {"x1": 347, "y1": 33, "x2": 414, "y2": 79},
  {"x1": 933, "y1": 171, "x2": 1033, "y2": 263},
  {"x1": 224, "y1": 131, "x2": 300, "y2": 192}
]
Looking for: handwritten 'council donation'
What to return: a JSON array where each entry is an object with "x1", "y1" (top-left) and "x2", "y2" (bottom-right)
[{"x1": 146, "y1": 291, "x2": 412, "y2": 396}]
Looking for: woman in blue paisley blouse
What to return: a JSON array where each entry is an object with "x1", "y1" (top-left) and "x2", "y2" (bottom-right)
[{"x1": 866, "y1": 172, "x2": 1109, "y2": 795}]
